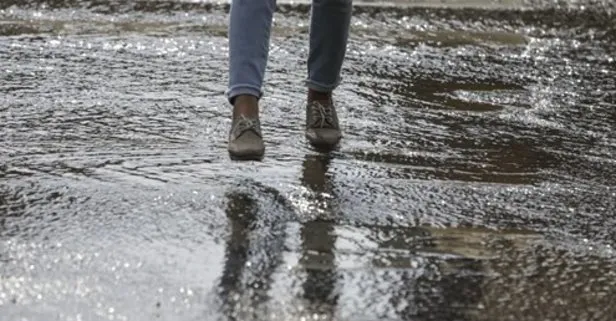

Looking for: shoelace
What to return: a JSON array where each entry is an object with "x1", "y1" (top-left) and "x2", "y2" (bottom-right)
[
  {"x1": 233, "y1": 115, "x2": 261, "y2": 137},
  {"x1": 309, "y1": 101, "x2": 335, "y2": 128}
]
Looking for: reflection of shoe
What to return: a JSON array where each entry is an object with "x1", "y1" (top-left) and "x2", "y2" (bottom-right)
[
  {"x1": 301, "y1": 155, "x2": 329, "y2": 192},
  {"x1": 305, "y1": 100, "x2": 342, "y2": 148},
  {"x1": 227, "y1": 115, "x2": 265, "y2": 161}
]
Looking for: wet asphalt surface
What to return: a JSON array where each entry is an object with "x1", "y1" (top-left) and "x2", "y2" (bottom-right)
[{"x1": 1, "y1": 0, "x2": 616, "y2": 320}]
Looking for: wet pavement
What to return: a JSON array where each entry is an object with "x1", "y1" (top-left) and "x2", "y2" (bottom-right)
[{"x1": 1, "y1": 0, "x2": 616, "y2": 320}]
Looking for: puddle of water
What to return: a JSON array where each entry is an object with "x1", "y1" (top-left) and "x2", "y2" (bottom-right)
[{"x1": 1, "y1": 0, "x2": 616, "y2": 320}]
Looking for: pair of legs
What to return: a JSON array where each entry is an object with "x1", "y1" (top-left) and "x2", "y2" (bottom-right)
[{"x1": 226, "y1": 0, "x2": 353, "y2": 159}]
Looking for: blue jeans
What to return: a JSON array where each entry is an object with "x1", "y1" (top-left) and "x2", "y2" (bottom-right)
[{"x1": 226, "y1": 0, "x2": 353, "y2": 103}]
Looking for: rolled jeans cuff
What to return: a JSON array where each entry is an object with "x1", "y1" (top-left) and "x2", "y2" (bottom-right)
[
  {"x1": 304, "y1": 77, "x2": 342, "y2": 93},
  {"x1": 226, "y1": 85, "x2": 263, "y2": 105}
]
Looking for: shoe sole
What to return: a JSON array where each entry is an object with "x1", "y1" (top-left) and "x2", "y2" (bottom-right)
[
  {"x1": 228, "y1": 151, "x2": 265, "y2": 161},
  {"x1": 307, "y1": 142, "x2": 340, "y2": 153},
  {"x1": 305, "y1": 135, "x2": 341, "y2": 151}
]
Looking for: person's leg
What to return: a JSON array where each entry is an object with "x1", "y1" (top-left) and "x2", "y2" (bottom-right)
[
  {"x1": 304, "y1": 0, "x2": 352, "y2": 147},
  {"x1": 226, "y1": 0, "x2": 276, "y2": 160},
  {"x1": 306, "y1": 0, "x2": 352, "y2": 98}
]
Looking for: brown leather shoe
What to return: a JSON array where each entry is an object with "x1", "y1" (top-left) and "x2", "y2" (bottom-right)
[
  {"x1": 305, "y1": 99, "x2": 342, "y2": 148},
  {"x1": 228, "y1": 115, "x2": 265, "y2": 161}
]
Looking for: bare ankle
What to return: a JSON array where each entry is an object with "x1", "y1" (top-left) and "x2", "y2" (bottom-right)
[
  {"x1": 232, "y1": 95, "x2": 259, "y2": 118},
  {"x1": 308, "y1": 89, "x2": 332, "y2": 102}
]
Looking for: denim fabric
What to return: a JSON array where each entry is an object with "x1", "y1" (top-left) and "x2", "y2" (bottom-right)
[{"x1": 226, "y1": 0, "x2": 352, "y2": 103}]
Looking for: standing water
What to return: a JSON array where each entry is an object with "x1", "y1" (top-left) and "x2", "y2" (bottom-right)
[{"x1": 1, "y1": 0, "x2": 615, "y2": 320}]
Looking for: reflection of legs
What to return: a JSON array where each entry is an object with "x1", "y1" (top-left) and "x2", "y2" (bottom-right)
[
  {"x1": 219, "y1": 191, "x2": 285, "y2": 320},
  {"x1": 299, "y1": 154, "x2": 339, "y2": 317},
  {"x1": 219, "y1": 192, "x2": 256, "y2": 320},
  {"x1": 300, "y1": 155, "x2": 331, "y2": 193},
  {"x1": 300, "y1": 221, "x2": 339, "y2": 316}
]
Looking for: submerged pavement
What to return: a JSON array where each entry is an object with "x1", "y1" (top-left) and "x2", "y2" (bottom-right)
[{"x1": 1, "y1": 0, "x2": 615, "y2": 320}]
